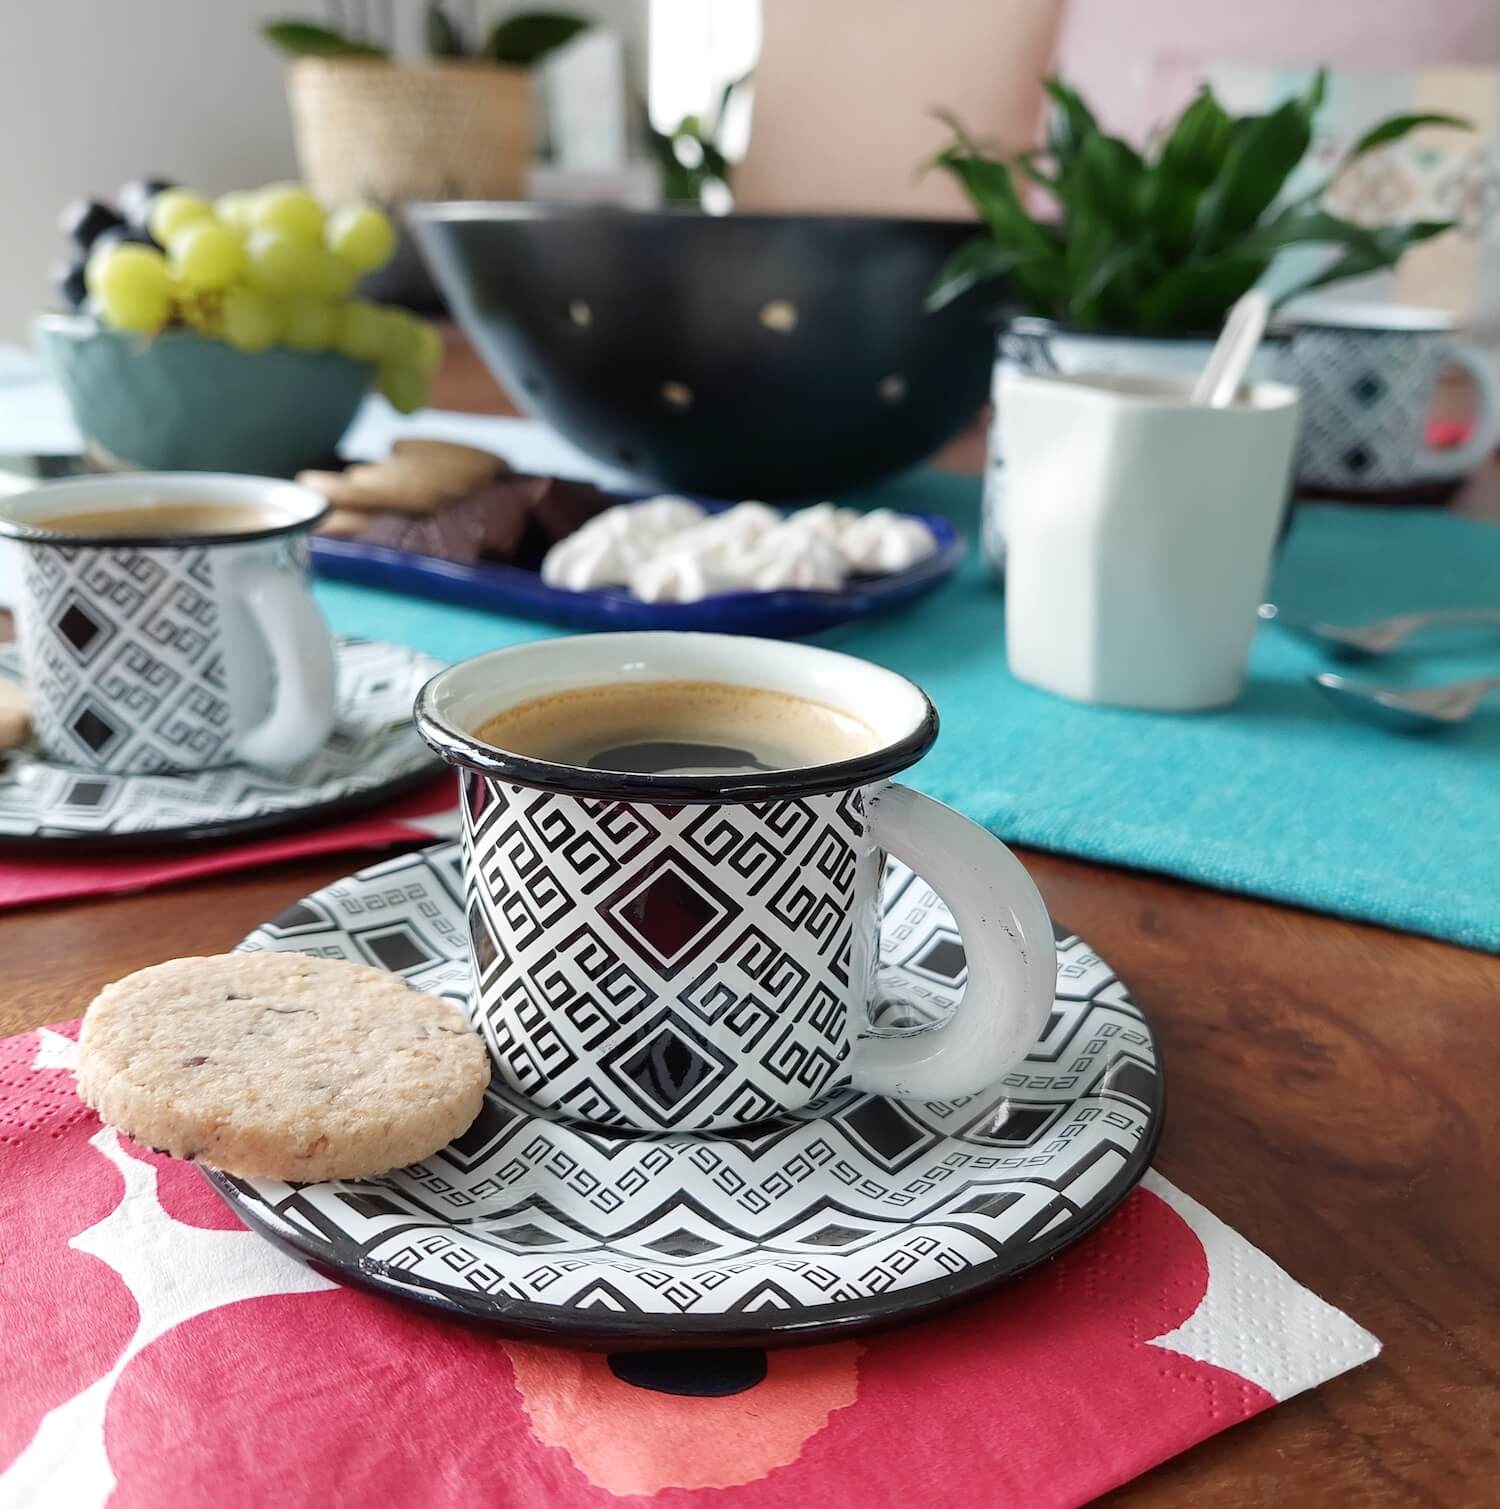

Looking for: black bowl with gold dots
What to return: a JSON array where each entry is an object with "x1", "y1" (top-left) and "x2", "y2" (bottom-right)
[{"x1": 408, "y1": 204, "x2": 999, "y2": 500}]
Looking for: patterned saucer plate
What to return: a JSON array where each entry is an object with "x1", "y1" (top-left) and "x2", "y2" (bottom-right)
[
  {"x1": 0, "y1": 639, "x2": 444, "y2": 847},
  {"x1": 211, "y1": 842, "x2": 1164, "y2": 1346}
]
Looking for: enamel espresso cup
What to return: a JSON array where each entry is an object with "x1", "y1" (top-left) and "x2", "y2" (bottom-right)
[
  {"x1": 416, "y1": 632, "x2": 1058, "y2": 1134},
  {"x1": 0, "y1": 473, "x2": 336, "y2": 774}
]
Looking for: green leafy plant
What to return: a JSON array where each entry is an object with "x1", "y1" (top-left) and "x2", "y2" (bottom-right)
[
  {"x1": 264, "y1": 7, "x2": 589, "y2": 68},
  {"x1": 644, "y1": 71, "x2": 751, "y2": 208},
  {"x1": 927, "y1": 72, "x2": 1468, "y2": 333}
]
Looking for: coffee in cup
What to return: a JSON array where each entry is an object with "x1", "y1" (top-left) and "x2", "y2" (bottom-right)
[
  {"x1": 34, "y1": 501, "x2": 280, "y2": 538},
  {"x1": 473, "y1": 679, "x2": 879, "y2": 775}
]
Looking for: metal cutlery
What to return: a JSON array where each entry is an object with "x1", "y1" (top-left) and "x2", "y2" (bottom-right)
[
  {"x1": 1310, "y1": 672, "x2": 1500, "y2": 732},
  {"x1": 1259, "y1": 604, "x2": 1500, "y2": 659}
]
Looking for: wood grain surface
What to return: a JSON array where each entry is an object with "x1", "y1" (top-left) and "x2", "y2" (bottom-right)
[{"x1": 2, "y1": 328, "x2": 1496, "y2": 1507}]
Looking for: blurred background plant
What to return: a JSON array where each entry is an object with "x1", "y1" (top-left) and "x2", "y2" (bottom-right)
[
  {"x1": 642, "y1": 69, "x2": 750, "y2": 210},
  {"x1": 927, "y1": 71, "x2": 1470, "y2": 332},
  {"x1": 263, "y1": 3, "x2": 590, "y2": 67}
]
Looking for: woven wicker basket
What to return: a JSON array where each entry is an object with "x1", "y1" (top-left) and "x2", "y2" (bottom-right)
[{"x1": 285, "y1": 58, "x2": 534, "y2": 205}]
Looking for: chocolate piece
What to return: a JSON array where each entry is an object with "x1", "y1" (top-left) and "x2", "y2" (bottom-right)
[
  {"x1": 528, "y1": 477, "x2": 615, "y2": 543},
  {"x1": 474, "y1": 482, "x2": 530, "y2": 562},
  {"x1": 358, "y1": 494, "x2": 493, "y2": 564}
]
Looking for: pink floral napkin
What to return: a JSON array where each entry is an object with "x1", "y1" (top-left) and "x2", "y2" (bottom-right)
[{"x1": 0, "y1": 1022, "x2": 1379, "y2": 1509}]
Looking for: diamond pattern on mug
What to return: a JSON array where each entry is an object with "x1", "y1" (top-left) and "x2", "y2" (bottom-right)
[
  {"x1": 462, "y1": 787, "x2": 879, "y2": 1131},
  {"x1": 1349, "y1": 372, "x2": 1386, "y2": 406},
  {"x1": 17, "y1": 543, "x2": 239, "y2": 773},
  {"x1": 52, "y1": 597, "x2": 114, "y2": 663},
  {"x1": 68, "y1": 701, "x2": 124, "y2": 757},
  {"x1": 601, "y1": 1010, "x2": 738, "y2": 1123},
  {"x1": 598, "y1": 852, "x2": 737, "y2": 978}
]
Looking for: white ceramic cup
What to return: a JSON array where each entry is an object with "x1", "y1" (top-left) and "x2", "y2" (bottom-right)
[
  {"x1": 417, "y1": 632, "x2": 1059, "y2": 1133},
  {"x1": 0, "y1": 472, "x2": 337, "y2": 773},
  {"x1": 1001, "y1": 370, "x2": 1301, "y2": 712}
]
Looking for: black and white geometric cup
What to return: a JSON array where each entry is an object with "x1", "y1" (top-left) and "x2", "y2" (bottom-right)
[
  {"x1": 416, "y1": 632, "x2": 1058, "y2": 1135},
  {"x1": 1281, "y1": 303, "x2": 1500, "y2": 493},
  {"x1": 0, "y1": 473, "x2": 337, "y2": 774}
]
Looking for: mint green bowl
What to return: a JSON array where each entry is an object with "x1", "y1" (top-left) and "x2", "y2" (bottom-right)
[{"x1": 35, "y1": 314, "x2": 374, "y2": 476}]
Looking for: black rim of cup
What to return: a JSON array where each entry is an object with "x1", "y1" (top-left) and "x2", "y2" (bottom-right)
[{"x1": 413, "y1": 668, "x2": 940, "y2": 806}]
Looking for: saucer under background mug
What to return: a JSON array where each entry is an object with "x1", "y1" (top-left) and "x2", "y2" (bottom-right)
[
  {"x1": 0, "y1": 473, "x2": 336, "y2": 774},
  {"x1": 416, "y1": 632, "x2": 1059, "y2": 1136}
]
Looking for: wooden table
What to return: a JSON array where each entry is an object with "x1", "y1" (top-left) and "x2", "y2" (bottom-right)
[{"x1": 5, "y1": 334, "x2": 1498, "y2": 1508}]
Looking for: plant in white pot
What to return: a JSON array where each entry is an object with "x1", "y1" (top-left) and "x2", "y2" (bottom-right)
[
  {"x1": 264, "y1": 7, "x2": 589, "y2": 303},
  {"x1": 925, "y1": 73, "x2": 1466, "y2": 570}
]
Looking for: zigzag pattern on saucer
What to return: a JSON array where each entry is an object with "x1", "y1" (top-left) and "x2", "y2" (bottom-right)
[
  {"x1": 214, "y1": 844, "x2": 1161, "y2": 1338},
  {"x1": 0, "y1": 640, "x2": 443, "y2": 841}
]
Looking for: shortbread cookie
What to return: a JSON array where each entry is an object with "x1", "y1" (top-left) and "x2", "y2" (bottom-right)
[
  {"x1": 296, "y1": 465, "x2": 448, "y2": 515},
  {"x1": 313, "y1": 507, "x2": 369, "y2": 538},
  {"x1": 391, "y1": 437, "x2": 506, "y2": 489},
  {"x1": 77, "y1": 954, "x2": 490, "y2": 1182},
  {"x1": 0, "y1": 677, "x2": 30, "y2": 750}
]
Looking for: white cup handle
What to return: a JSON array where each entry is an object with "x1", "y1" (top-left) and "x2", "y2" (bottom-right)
[
  {"x1": 848, "y1": 783, "x2": 1057, "y2": 1100},
  {"x1": 1412, "y1": 341, "x2": 1500, "y2": 478},
  {"x1": 232, "y1": 559, "x2": 337, "y2": 768}
]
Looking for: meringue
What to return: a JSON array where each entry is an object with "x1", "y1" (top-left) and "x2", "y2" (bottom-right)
[
  {"x1": 539, "y1": 532, "x2": 636, "y2": 590},
  {"x1": 836, "y1": 509, "x2": 939, "y2": 574},
  {"x1": 629, "y1": 551, "x2": 737, "y2": 603},
  {"x1": 741, "y1": 525, "x2": 849, "y2": 592},
  {"x1": 788, "y1": 502, "x2": 860, "y2": 543},
  {"x1": 538, "y1": 493, "x2": 937, "y2": 602}
]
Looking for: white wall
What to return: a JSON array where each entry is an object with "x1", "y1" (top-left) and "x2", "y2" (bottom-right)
[
  {"x1": 0, "y1": 0, "x2": 650, "y2": 344},
  {"x1": 0, "y1": 0, "x2": 300, "y2": 343}
]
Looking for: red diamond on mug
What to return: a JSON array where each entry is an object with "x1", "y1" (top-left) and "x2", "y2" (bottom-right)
[{"x1": 599, "y1": 854, "x2": 736, "y2": 976}]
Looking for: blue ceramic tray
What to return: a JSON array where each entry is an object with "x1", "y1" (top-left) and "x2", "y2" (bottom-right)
[{"x1": 308, "y1": 504, "x2": 964, "y2": 638}]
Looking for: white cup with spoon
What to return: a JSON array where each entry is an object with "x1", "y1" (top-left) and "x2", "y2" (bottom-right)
[{"x1": 1001, "y1": 292, "x2": 1302, "y2": 711}]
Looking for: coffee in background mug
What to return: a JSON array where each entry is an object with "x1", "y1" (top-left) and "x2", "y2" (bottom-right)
[
  {"x1": 1283, "y1": 303, "x2": 1500, "y2": 495},
  {"x1": 0, "y1": 473, "x2": 337, "y2": 774},
  {"x1": 417, "y1": 632, "x2": 1059, "y2": 1136}
]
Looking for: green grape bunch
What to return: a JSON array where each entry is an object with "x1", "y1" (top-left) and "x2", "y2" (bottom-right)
[{"x1": 57, "y1": 181, "x2": 438, "y2": 413}]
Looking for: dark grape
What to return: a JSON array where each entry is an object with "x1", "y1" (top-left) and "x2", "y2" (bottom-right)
[
  {"x1": 91, "y1": 225, "x2": 158, "y2": 255},
  {"x1": 51, "y1": 258, "x2": 89, "y2": 310},
  {"x1": 59, "y1": 199, "x2": 124, "y2": 252},
  {"x1": 119, "y1": 177, "x2": 177, "y2": 230}
]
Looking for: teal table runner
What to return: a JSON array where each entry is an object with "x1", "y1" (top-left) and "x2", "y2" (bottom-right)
[{"x1": 317, "y1": 475, "x2": 1500, "y2": 952}]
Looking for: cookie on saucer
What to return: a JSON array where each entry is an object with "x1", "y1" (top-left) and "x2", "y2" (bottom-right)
[
  {"x1": 77, "y1": 953, "x2": 489, "y2": 1182},
  {"x1": 0, "y1": 678, "x2": 29, "y2": 750}
]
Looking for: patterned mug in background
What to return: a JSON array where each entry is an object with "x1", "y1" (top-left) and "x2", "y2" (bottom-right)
[
  {"x1": 0, "y1": 473, "x2": 337, "y2": 774},
  {"x1": 417, "y1": 632, "x2": 1058, "y2": 1134},
  {"x1": 1280, "y1": 304, "x2": 1500, "y2": 496}
]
